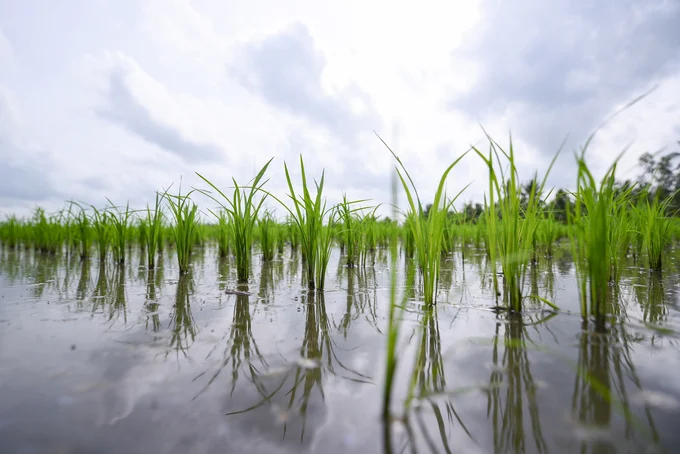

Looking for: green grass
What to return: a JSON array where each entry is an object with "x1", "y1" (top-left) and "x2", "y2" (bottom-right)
[{"x1": 198, "y1": 159, "x2": 272, "y2": 282}]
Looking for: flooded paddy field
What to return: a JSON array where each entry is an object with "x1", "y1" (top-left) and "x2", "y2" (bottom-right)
[{"x1": 1, "y1": 244, "x2": 680, "y2": 454}]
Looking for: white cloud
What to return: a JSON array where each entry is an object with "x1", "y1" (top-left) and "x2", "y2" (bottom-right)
[{"x1": 0, "y1": 0, "x2": 677, "y2": 217}]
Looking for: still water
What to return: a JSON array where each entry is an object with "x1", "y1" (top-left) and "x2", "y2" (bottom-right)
[{"x1": 1, "y1": 244, "x2": 679, "y2": 453}]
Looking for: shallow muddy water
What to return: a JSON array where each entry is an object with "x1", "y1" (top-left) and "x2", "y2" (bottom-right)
[{"x1": 1, "y1": 244, "x2": 680, "y2": 453}]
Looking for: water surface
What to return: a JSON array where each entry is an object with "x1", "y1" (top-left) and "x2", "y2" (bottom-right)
[{"x1": 1, "y1": 244, "x2": 679, "y2": 453}]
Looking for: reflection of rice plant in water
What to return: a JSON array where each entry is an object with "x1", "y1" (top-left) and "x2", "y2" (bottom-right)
[
  {"x1": 169, "y1": 275, "x2": 197, "y2": 358},
  {"x1": 198, "y1": 159, "x2": 272, "y2": 282},
  {"x1": 488, "y1": 314, "x2": 548, "y2": 454},
  {"x1": 572, "y1": 322, "x2": 661, "y2": 450}
]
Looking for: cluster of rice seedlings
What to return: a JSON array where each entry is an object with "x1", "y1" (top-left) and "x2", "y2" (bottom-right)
[
  {"x1": 336, "y1": 194, "x2": 363, "y2": 267},
  {"x1": 535, "y1": 210, "x2": 564, "y2": 257},
  {"x1": 271, "y1": 155, "x2": 338, "y2": 290},
  {"x1": 632, "y1": 188, "x2": 674, "y2": 271},
  {"x1": 106, "y1": 200, "x2": 132, "y2": 265},
  {"x1": 72, "y1": 204, "x2": 92, "y2": 259},
  {"x1": 257, "y1": 211, "x2": 277, "y2": 262},
  {"x1": 164, "y1": 187, "x2": 199, "y2": 274},
  {"x1": 568, "y1": 151, "x2": 634, "y2": 320},
  {"x1": 142, "y1": 192, "x2": 164, "y2": 269},
  {"x1": 216, "y1": 210, "x2": 230, "y2": 258},
  {"x1": 379, "y1": 134, "x2": 468, "y2": 305},
  {"x1": 474, "y1": 136, "x2": 559, "y2": 312},
  {"x1": 91, "y1": 206, "x2": 111, "y2": 262},
  {"x1": 401, "y1": 212, "x2": 416, "y2": 259},
  {"x1": 0, "y1": 215, "x2": 20, "y2": 248},
  {"x1": 32, "y1": 207, "x2": 63, "y2": 254},
  {"x1": 198, "y1": 159, "x2": 272, "y2": 282}
]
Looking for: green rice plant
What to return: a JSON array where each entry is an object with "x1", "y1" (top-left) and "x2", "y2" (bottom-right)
[
  {"x1": 285, "y1": 214, "x2": 301, "y2": 253},
  {"x1": 91, "y1": 206, "x2": 111, "y2": 262},
  {"x1": 258, "y1": 210, "x2": 277, "y2": 262},
  {"x1": 474, "y1": 135, "x2": 559, "y2": 312},
  {"x1": 335, "y1": 195, "x2": 370, "y2": 268},
  {"x1": 536, "y1": 209, "x2": 561, "y2": 257},
  {"x1": 217, "y1": 209, "x2": 230, "y2": 258},
  {"x1": 197, "y1": 159, "x2": 272, "y2": 282},
  {"x1": 633, "y1": 188, "x2": 674, "y2": 271},
  {"x1": 265, "y1": 156, "x2": 337, "y2": 290},
  {"x1": 138, "y1": 218, "x2": 148, "y2": 251},
  {"x1": 72, "y1": 204, "x2": 92, "y2": 259},
  {"x1": 1, "y1": 215, "x2": 21, "y2": 249},
  {"x1": 383, "y1": 169, "x2": 403, "y2": 420},
  {"x1": 163, "y1": 187, "x2": 199, "y2": 275},
  {"x1": 61, "y1": 202, "x2": 78, "y2": 257},
  {"x1": 106, "y1": 200, "x2": 132, "y2": 265},
  {"x1": 568, "y1": 150, "x2": 635, "y2": 319},
  {"x1": 402, "y1": 211, "x2": 416, "y2": 259},
  {"x1": 378, "y1": 134, "x2": 469, "y2": 305},
  {"x1": 358, "y1": 209, "x2": 380, "y2": 267},
  {"x1": 32, "y1": 207, "x2": 61, "y2": 255}
]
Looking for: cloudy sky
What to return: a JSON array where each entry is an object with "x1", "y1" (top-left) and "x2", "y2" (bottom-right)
[{"x1": 1, "y1": 0, "x2": 679, "y2": 218}]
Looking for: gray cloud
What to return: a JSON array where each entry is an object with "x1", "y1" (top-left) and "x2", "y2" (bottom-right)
[
  {"x1": 231, "y1": 22, "x2": 380, "y2": 146},
  {"x1": 450, "y1": 0, "x2": 680, "y2": 186},
  {"x1": 97, "y1": 70, "x2": 223, "y2": 163}
]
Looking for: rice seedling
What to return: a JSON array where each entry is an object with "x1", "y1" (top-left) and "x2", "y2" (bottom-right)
[
  {"x1": 335, "y1": 195, "x2": 371, "y2": 268},
  {"x1": 106, "y1": 200, "x2": 132, "y2": 265},
  {"x1": 60, "y1": 202, "x2": 78, "y2": 257},
  {"x1": 217, "y1": 209, "x2": 230, "y2": 258},
  {"x1": 1, "y1": 215, "x2": 21, "y2": 249},
  {"x1": 197, "y1": 159, "x2": 272, "y2": 282},
  {"x1": 568, "y1": 150, "x2": 635, "y2": 320},
  {"x1": 91, "y1": 206, "x2": 111, "y2": 263},
  {"x1": 633, "y1": 188, "x2": 674, "y2": 271},
  {"x1": 264, "y1": 155, "x2": 338, "y2": 290},
  {"x1": 32, "y1": 207, "x2": 62, "y2": 255},
  {"x1": 377, "y1": 134, "x2": 469, "y2": 305},
  {"x1": 72, "y1": 204, "x2": 92, "y2": 259},
  {"x1": 143, "y1": 198, "x2": 164, "y2": 268},
  {"x1": 258, "y1": 210, "x2": 277, "y2": 262},
  {"x1": 163, "y1": 187, "x2": 199, "y2": 275},
  {"x1": 137, "y1": 218, "x2": 148, "y2": 251},
  {"x1": 473, "y1": 134, "x2": 559, "y2": 312}
]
